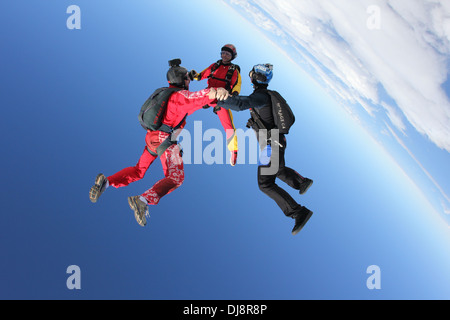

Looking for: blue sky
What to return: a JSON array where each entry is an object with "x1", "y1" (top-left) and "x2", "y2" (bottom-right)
[{"x1": 1, "y1": 0, "x2": 450, "y2": 300}]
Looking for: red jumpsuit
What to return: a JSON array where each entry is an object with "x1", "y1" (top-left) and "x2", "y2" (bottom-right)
[
  {"x1": 107, "y1": 87, "x2": 215, "y2": 205},
  {"x1": 195, "y1": 62, "x2": 241, "y2": 153}
]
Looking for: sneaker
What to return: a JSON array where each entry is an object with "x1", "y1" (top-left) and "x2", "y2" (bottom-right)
[
  {"x1": 127, "y1": 196, "x2": 149, "y2": 227},
  {"x1": 299, "y1": 178, "x2": 313, "y2": 195},
  {"x1": 89, "y1": 173, "x2": 107, "y2": 203},
  {"x1": 230, "y1": 150, "x2": 238, "y2": 166},
  {"x1": 291, "y1": 206, "x2": 313, "y2": 236}
]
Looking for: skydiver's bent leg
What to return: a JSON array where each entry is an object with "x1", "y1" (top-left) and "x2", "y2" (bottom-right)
[
  {"x1": 258, "y1": 165, "x2": 313, "y2": 235},
  {"x1": 274, "y1": 137, "x2": 313, "y2": 194},
  {"x1": 258, "y1": 166, "x2": 302, "y2": 217},
  {"x1": 277, "y1": 167, "x2": 304, "y2": 189},
  {"x1": 257, "y1": 142, "x2": 300, "y2": 216},
  {"x1": 107, "y1": 147, "x2": 156, "y2": 188},
  {"x1": 141, "y1": 143, "x2": 184, "y2": 205},
  {"x1": 257, "y1": 139, "x2": 313, "y2": 234}
]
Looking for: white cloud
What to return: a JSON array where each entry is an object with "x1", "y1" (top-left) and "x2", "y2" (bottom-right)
[
  {"x1": 225, "y1": 0, "x2": 450, "y2": 152},
  {"x1": 381, "y1": 102, "x2": 406, "y2": 134}
]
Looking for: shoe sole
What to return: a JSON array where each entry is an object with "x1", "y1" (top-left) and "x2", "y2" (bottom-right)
[
  {"x1": 128, "y1": 197, "x2": 147, "y2": 227},
  {"x1": 89, "y1": 174, "x2": 105, "y2": 203},
  {"x1": 300, "y1": 180, "x2": 313, "y2": 195},
  {"x1": 292, "y1": 211, "x2": 313, "y2": 236}
]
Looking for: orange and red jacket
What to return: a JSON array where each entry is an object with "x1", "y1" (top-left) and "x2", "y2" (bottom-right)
[{"x1": 195, "y1": 61, "x2": 242, "y2": 94}]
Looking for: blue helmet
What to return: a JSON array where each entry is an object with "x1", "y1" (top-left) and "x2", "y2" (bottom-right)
[{"x1": 249, "y1": 63, "x2": 273, "y2": 84}]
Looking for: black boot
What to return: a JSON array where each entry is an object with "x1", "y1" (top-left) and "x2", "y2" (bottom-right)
[
  {"x1": 299, "y1": 178, "x2": 313, "y2": 195},
  {"x1": 291, "y1": 206, "x2": 313, "y2": 235}
]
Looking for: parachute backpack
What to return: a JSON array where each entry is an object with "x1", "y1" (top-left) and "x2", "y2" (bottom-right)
[
  {"x1": 249, "y1": 90, "x2": 295, "y2": 135},
  {"x1": 267, "y1": 90, "x2": 295, "y2": 134},
  {"x1": 248, "y1": 90, "x2": 295, "y2": 148},
  {"x1": 137, "y1": 59, "x2": 188, "y2": 156},
  {"x1": 138, "y1": 87, "x2": 181, "y2": 132}
]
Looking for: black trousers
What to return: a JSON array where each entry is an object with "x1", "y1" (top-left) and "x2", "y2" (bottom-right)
[{"x1": 257, "y1": 136, "x2": 305, "y2": 217}]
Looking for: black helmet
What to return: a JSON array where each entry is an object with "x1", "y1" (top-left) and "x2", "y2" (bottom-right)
[{"x1": 166, "y1": 58, "x2": 189, "y2": 88}]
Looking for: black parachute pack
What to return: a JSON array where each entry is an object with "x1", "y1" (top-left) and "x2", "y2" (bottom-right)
[
  {"x1": 138, "y1": 87, "x2": 181, "y2": 132},
  {"x1": 248, "y1": 90, "x2": 295, "y2": 134},
  {"x1": 247, "y1": 90, "x2": 295, "y2": 148},
  {"x1": 267, "y1": 90, "x2": 295, "y2": 134},
  {"x1": 138, "y1": 87, "x2": 186, "y2": 157}
]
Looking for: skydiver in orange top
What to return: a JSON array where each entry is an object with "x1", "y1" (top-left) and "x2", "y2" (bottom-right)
[{"x1": 192, "y1": 44, "x2": 242, "y2": 166}]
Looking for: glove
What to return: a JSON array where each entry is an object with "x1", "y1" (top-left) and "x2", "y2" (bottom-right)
[
  {"x1": 189, "y1": 70, "x2": 198, "y2": 80},
  {"x1": 208, "y1": 88, "x2": 217, "y2": 99},
  {"x1": 215, "y1": 87, "x2": 230, "y2": 101}
]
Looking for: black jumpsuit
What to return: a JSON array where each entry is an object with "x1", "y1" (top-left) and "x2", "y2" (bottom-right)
[{"x1": 218, "y1": 87, "x2": 308, "y2": 217}]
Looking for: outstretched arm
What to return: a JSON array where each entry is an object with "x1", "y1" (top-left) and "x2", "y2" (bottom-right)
[
  {"x1": 193, "y1": 64, "x2": 214, "y2": 81},
  {"x1": 217, "y1": 91, "x2": 269, "y2": 111}
]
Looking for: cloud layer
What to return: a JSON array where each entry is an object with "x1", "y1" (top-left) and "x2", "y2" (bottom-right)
[{"x1": 226, "y1": 0, "x2": 450, "y2": 152}]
